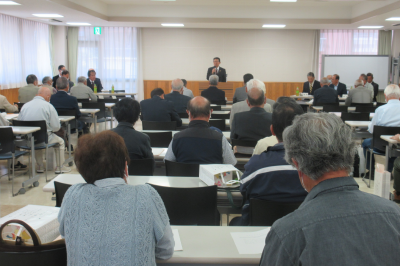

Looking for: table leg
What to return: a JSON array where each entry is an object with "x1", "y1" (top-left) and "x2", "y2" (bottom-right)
[
  {"x1": 30, "y1": 133, "x2": 35, "y2": 176},
  {"x1": 94, "y1": 113, "x2": 97, "y2": 134},
  {"x1": 110, "y1": 108, "x2": 114, "y2": 129},
  {"x1": 65, "y1": 122, "x2": 72, "y2": 165},
  {"x1": 385, "y1": 144, "x2": 390, "y2": 171}
]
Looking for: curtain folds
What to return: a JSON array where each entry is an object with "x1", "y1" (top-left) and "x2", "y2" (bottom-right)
[
  {"x1": 67, "y1": 27, "x2": 79, "y2": 84},
  {"x1": 311, "y1": 30, "x2": 320, "y2": 79},
  {"x1": 378, "y1": 30, "x2": 392, "y2": 55}
]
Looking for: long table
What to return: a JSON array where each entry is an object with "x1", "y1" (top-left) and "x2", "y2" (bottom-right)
[
  {"x1": 141, "y1": 130, "x2": 231, "y2": 141},
  {"x1": 182, "y1": 118, "x2": 230, "y2": 127}
]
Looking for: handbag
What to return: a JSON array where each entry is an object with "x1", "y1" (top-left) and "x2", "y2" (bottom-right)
[{"x1": 0, "y1": 219, "x2": 67, "y2": 266}]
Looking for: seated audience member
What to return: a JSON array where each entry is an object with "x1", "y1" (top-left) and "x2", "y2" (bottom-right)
[
  {"x1": 259, "y1": 112, "x2": 400, "y2": 265},
  {"x1": 52, "y1": 65, "x2": 65, "y2": 88},
  {"x1": 313, "y1": 77, "x2": 339, "y2": 105},
  {"x1": 164, "y1": 78, "x2": 191, "y2": 113},
  {"x1": 367, "y1": 73, "x2": 379, "y2": 102},
  {"x1": 230, "y1": 101, "x2": 307, "y2": 226},
  {"x1": 164, "y1": 96, "x2": 236, "y2": 165},
  {"x1": 302, "y1": 72, "x2": 321, "y2": 96},
  {"x1": 326, "y1": 74, "x2": 333, "y2": 84},
  {"x1": 42, "y1": 76, "x2": 57, "y2": 94},
  {"x1": 360, "y1": 73, "x2": 374, "y2": 100},
  {"x1": 58, "y1": 131, "x2": 174, "y2": 266},
  {"x1": 87, "y1": 69, "x2": 103, "y2": 92},
  {"x1": 391, "y1": 138, "x2": 400, "y2": 203},
  {"x1": 345, "y1": 79, "x2": 373, "y2": 106},
  {"x1": 181, "y1": 79, "x2": 194, "y2": 98},
  {"x1": 140, "y1": 88, "x2": 182, "y2": 127},
  {"x1": 230, "y1": 79, "x2": 274, "y2": 126},
  {"x1": 233, "y1": 73, "x2": 253, "y2": 103},
  {"x1": 230, "y1": 80, "x2": 272, "y2": 141},
  {"x1": 18, "y1": 87, "x2": 70, "y2": 173},
  {"x1": 70, "y1": 76, "x2": 98, "y2": 102},
  {"x1": 253, "y1": 96, "x2": 298, "y2": 155},
  {"x1": 361, "y1": 84, "x2": 400, "y2": 179},
  {"x1": 61, "y1": 70, "x2": 74, "y2": 91},
  {"x1": 111, "y1": 98, "x2": 155, "y2": 172},
  {"x1": 329, "y1": 74, "x2": 347, "y2": 97},
  {"x1": 18, "y1": 74, "x2": 39, "y2": 103},
  {"x1": 201, "y1": 75, "x2": 226, "y2": 104},
  {"x1": 0, "y1": 94, "x2": 18, "y2": 113}
]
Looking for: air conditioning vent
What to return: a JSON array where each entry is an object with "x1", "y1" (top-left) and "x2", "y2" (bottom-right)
[{"x1": 51, "y1": 19, "x2": 63, "y2": 23}]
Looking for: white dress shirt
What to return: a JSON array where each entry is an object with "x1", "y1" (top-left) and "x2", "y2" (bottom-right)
[
  {"x1": 368, "y1": 99, "x2": 400, "y2": 133},
  {"x1": 364, "y1": 82, "x2": 374, "y2": 100}
]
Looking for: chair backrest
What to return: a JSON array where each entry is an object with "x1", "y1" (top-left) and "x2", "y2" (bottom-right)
[
  {"x1": 12, "y1": 120, "x2": 48, "y2": 144},
  {"x1": 350, "y1": 102, "x2": 373, "y2": 107},
  {"x1": 97, "y1": 98, "x2": 119, "y2": 104},
  {"x1": 148, "y1": 184, "x2": 219, "y2": 225},
  {"x1": 142, "y1": 121, "x2": 177, "y2": 130},
  {"x1": 165, "y1": 160, "x2": 199, "y2": 177},
  {"x1": 209, "y1": 119, "x2": 225, "y2": 131},
  {"x1": 178, "y1": 113, "x2": 188, "y2": 118},
  {"x1": 249, "y1": 198, "x2": 302, "y2": 226},
  {"x1": 14, "y1": 102, "x2": 24, "y2": 112},
  {"x1": 211, "y1": 100, "x2": 226, "y2": 105},
  {"x1": 322, "y1": 105, "x2": 348, "y2": 113},
  {"x1": 56, "y1": 110, "x2": 77, "y2": 130},
  {"x1": 76, "y1": 98, "x2": 90, "y2": 103},
  {"x1": 210, "y1": 105, "x2": 222, "y2": 111},
  {"x1": 0, "y1": 109, "x2": 5, "y2": 113},
  {"x1": 211, "y1": 113, "x2": 230, "y2": 119},
  {"x1": 128, "y1": 159, "x2": 154, "y2": 176},
  {"x1": 54, "y1": 181, "x2": 72, "y2": 207},
  {"x1": 340, "y1": 112, "x2": 370, "y2": 122},
  {"x1": 143, "y1": 131, "x2": 172, "y2": 147},
  {"x1": 0, "y1": 245, "x2": 67, "y2": 266},
  {"x1": 0, "y1": 128, "x2": 16, "y2": 154},
  {"x1": 372, "y1": 126, "x2": 400, "y2": 151},
  {"x1": 81, "y1": 102, "x2": 106, "y2": 118},
  {"x1": 355, "y1": 106, "x2": 377, "y2": 113},
  {"x1": 231, "y1": 139, "x2": 258, "y2": 148},
  {"x1": 376, "y1": 102, "x2": 386, "y2": 107}
]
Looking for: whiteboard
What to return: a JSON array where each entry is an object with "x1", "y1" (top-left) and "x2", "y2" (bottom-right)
[{"x1": 322, "y1": 55, "x2": 390, "y2": 91}]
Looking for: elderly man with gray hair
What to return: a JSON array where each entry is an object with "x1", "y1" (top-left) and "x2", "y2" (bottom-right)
[
  {"x1": 164, "y1": 78, "x2": 191, "y2": 113},
  {"x1": 259, "y1": 112, "x2": 400, "y2": 265},
  {"x1": 42, "y1": 76, "x2": 57, "y2": 94},
  {"x1": 201, "y1": 74, "x2": 226, "y2": 105},
  {"x1": 70, "y1": 76, "x2": 97, "y2": 102},
  {"x1": 344, "y1": 79, "x2": 373, "y2": 106}
]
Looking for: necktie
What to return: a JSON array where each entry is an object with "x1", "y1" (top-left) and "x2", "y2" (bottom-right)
[{"x1": 310, "y1": 84, "x2": 313, "y2": 93}]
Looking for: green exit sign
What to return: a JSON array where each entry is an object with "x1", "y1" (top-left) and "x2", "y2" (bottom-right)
[{"x1": 94, "y1": 27, "x2": 101, "y2": 35}]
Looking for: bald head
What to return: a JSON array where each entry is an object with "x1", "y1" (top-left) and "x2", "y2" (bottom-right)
[
  {"x1": 187, "y1": 96, "x2": 211, "y2": 121},
  {"x1": 246, "y1": 81, "x2": 266, "y2": 108},
  {"x1": 37, "y1": 86, "x2": 52, "y2": 102},
  {"x1": 171, "y1": 78, "x2": 184, "y2": 92}
]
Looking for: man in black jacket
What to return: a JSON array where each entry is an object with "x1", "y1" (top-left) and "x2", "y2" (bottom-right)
[
  {"x1": 367, "y1": 73, "x2": 379, "y2": 102},
  {"x1": 329, "y1": 74, "x2": 348, "y2": 97},
  {"x1": 52, "y1": 65, "x2": 65, "y2": 88},
  {"x1": 164, "y1": 79, "x2": 191, "y2": 113},
  {"x1": 140, "y1": 88, "x2": 182, "y2": 127},
  {"x1": 314, "y1": 77, "x2": 339, "y2": 105},
  {"x1": 87, "y1": 69, "x2": 103, "y2": 92},
  {"x1": 201, "y1": 75, "x2": 226, "y2": 105},
  {"x1": 206, "y1": 57, "x2": 227, "y2": 82},
  {"x1": 302, "y1": 72, "x2": 321, "y2": 95}
]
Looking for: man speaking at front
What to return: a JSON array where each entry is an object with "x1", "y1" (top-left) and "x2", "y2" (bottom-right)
[{"x1": 206, "y1": 57, "x2": 227, "y2": 82}]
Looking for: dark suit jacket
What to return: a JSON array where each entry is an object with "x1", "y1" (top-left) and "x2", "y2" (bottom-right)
[
  {"x1": 329, "y1": 82, "x2": 347, "y2": 97},
  {"x1": 201, "y1": 86, "x2": 226, "y2": 105},
  {"x1": 313, "y1": 85, "x2": 339, "y2": 105},
  {"x1": 164, "y1": 91, "x2": 191, "y2": 113},
  {"x1": 111, "y1": 122, "x2": 155, "y2": 173},
  {"x1": 230, "y1": 107, "x2": 272, "y2": 141},
  {"x1": 50, "y1": 91, "x2": 81, "y2": 119},
  {"x1": 371, "y1": 82, "x2": 379, "y2": 102},
  {"x1": 140, "y1": 96, "x2": 182, "y2": 127},
  {"x1": 303, "y1": 80, "x2": 321, "y2": 96},
  {"x1": 87, "y1": 78, "x2": 103, "y2": 92},
  {"x1": 207, "y1": 67, "x2": 227, "y2": 82},
  {"x1": 52, "y1": 75, "x2": 59, "y2": 88}
]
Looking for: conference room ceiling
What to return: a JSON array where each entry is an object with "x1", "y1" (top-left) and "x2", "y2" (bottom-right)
[{"x1": 1, "y1": 0, "x2": 400, "y2": 30}]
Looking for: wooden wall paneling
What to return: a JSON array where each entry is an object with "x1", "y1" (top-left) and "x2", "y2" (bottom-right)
[{"x1": 0, "y1": 88, "x2": 19, "y2": 105}]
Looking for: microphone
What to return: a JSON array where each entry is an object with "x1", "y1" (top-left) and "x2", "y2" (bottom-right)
[{"x1": 214, "y1": 67, "x2": 217, "y2": 74}]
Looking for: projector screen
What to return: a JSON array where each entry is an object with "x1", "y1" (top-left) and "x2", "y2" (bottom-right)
[{"x1": 322, "y1": 55, "x2": 390, "y2": 91}]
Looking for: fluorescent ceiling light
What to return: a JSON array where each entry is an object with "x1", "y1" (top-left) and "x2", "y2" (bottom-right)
[
  {"x1": 358, "y1": 26, "x2": 383, "y2": 29},
  {"x1": 262, "y1": 24, "x2": 286, "y2": 28},
  {"x1": 161, "y1": 23, "x2": 184, "y2": 27},
  {"x1": 0, "y1": 1, "x2": 20, "y2": 5},
  {"x1": 33, "y1": 14, "x2": 63, "y2": 18},
  {"x1": 386, "y1": 17, "x2": 400, "y2": 21},
  {"x1": 67, "y1": 22, "x2": 91, "y2": 26},
  {"x1": 270, "y1": 0, "x2": 297, "y2": 2}
]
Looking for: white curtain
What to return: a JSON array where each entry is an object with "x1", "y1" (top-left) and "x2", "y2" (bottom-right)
[
  {"x1": 77, "y1": 27, "x2": 142, "y2": 97},
  {"x1": 319, "y1": 29, "x2": 379, "y2": 79},
  {"x1": 67, "y1": 27, "x2": 79, "y2": 84},
  {"x1": 0, "y1": 14, "x2": 52, "y2": 89}
]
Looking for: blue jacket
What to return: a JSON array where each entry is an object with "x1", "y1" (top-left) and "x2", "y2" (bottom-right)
[
  {"x1": 50, "y1": 91, "x2": 81, "y2": 119},
  {"x1": 164, "y1": 91, "x2": 191, "y2": 113},
  {"x1": 140, "y1": 96, "x2": 182, "y2": 127},
  {"x1": 239, "y1": 143, "x2": 308, "y2": 225}
]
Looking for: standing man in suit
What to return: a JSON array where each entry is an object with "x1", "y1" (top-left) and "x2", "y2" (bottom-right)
[
  {"x1": 233, "y1": 73, "x2": 253, "y2": 103},
  {"x1": 329, "y1": 74, "x2": 347, "y2": 97},
  {"x1": 201, "y1": 75, "x2": 226, "y2": 105},
  {"x1": 345, "y1": 79, "x2": 373, "y2": 106},
  {"x1": 52, "y1": 65, "x2": 65, "y2": 88},
  {"x1": 313, "y1": 77, "x2": 339, "y2": 105},
  {"x1": 303, "y1": 72, "x2": 321, "y2": 96},
  {"x1": 164, "y1": 79, "x2": 191, "y2": 113},
  {"x1": 230, "y1": 80, "x2": 273, "y2": 141},
  {"x1": 140, "y1": 88, "x2": 182, "y2": 127},
  {"x1": 70, "y1": 76, "x2": 98, "y2": 102},
  {"x1": 206, "y1": 57, "x2": 226, "y2": 82},
  {"x1": 87, "y1": 69, "x2": 103, "y2": 92},
  {"x1": 367, "y1": 73, "x2": 379, "y2": 102},
  {"x1": 18, "y1": 74, "x2": 39, "y2": 103},
  {"x1": 61, "y1": 70, "x2": 74, "y2": 92}
]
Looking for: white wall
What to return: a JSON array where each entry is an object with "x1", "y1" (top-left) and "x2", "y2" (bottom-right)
[
  {"x1": 52, "y1": 26, "x2": 68, "y2": 75},
  {"x1": 142, "y1": 28, "x2": 316, "y2": 82}
]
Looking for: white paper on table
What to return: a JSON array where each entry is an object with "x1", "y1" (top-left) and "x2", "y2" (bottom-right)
[
  {"x1": 159, "y1": 149, "x2": 168, "y2": 157},
  {"x1": 172, "y1": 229, "x2": 183, "y2": 251},
  {"x1": 151, "y1": 148, "x2": 165, "y2": 156},
  {"x1": 230, "y1": 228, "x2": 271, "y2": 255}
]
